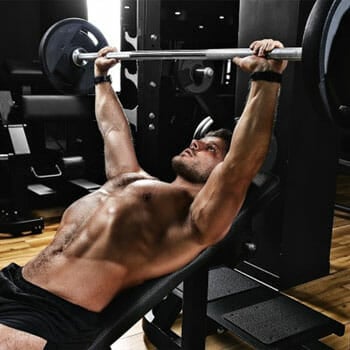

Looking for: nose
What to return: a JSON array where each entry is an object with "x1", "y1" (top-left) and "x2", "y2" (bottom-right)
[{"x1": 190, "y1": 139, "x2": 204, "y2": 151}]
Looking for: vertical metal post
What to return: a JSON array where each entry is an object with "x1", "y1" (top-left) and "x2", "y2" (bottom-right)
[
  {"x1": 136, "y1": 0, "x2": 162, "y2": 175},
  {"x1": 181, "y1": 267, "x2": 209, "y2": 350},
  {"x1": 120, "y1": 0, "x2": 138, "y2": 128}
]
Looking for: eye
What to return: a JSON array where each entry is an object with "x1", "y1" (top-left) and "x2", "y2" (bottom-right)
[{"x1": 207, "y1": 144, "x2": 216, "y2": 152}]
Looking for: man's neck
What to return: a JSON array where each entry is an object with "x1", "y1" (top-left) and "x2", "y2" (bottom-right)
[{"x1": 171, "y1": 176, "x2": 204, "y2": 197}]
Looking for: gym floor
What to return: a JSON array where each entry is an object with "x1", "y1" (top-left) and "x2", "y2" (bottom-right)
[{"x1": 0, "y1": 176, "x2": 349, "y2": 349}]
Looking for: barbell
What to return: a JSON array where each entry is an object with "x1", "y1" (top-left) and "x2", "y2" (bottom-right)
[
  {"x1": 71, "y1": 47, "x2": 303, "y2": 65},
  {"x1": 38, "y1": 17, "x2": 300, "y2": 96},
  {"x1": 38, "y1": 0, "x2": 350, "y2": 126}
]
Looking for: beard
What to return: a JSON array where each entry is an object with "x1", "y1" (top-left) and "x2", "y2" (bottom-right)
[{"x1": 171, "y1": 155, "x2": 210, "y2": 184}]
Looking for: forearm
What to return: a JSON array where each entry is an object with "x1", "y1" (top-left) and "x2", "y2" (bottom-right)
[
  {"x1": 93, "y1": 47, "x2": 141, "y2": 178},
  {"x1": 95, "y1": 82, "x2": 132, "y2": 138},
  {"x1": 227, "y1": 80, "x2": 280, "y2": 177}
]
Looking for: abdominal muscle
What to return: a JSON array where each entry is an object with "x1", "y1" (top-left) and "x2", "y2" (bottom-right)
[{"x1": 22, "y1": 176, "x2": 197, "y2": 312}]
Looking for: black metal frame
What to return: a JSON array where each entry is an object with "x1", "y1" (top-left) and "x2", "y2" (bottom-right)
[{"x1": 143, "y1": 265, "x2": 344, "y2": 350}]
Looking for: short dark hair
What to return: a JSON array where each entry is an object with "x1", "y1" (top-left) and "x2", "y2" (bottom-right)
[{"x1": 205, "y1": 128, "x2": 232, "y2": 154}]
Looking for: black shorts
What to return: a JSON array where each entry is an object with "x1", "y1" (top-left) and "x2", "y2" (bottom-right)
[{"x1": 0, "y1": 263, "x2": 101, "y2": 349}]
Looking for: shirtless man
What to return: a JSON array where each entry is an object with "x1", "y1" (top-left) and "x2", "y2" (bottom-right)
[{"x1": 0, "y1": 39, "x2": 287, "y2": 349}]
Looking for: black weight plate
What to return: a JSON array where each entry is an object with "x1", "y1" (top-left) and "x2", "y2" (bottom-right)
[
  {"x1": 39, "y1": 18, "x2": 109, "y2": 95},
  {"x1": 302, "y1": 0, "x2": 334, "y2": 121},
  {"x1": 303, "y1": 0, "x2": 350, "y2": 128},
  {"x1": 320, "y1": 0, "x2": 350, "y2": 128},
  {"x1": 176, "y1": 60, "x2": 214, "y2": 94}
]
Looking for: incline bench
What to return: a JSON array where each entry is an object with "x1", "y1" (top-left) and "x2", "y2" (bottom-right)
[{"x1": 87, "y1": 172, "x2": 344, "y2": 350}]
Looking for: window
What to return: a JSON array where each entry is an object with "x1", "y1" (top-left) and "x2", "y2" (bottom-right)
[{"x1": 87, "y1": 0, "x2": 121, "y2": 91}]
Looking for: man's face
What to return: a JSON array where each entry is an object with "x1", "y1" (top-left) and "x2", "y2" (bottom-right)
[{"x1": 172, "y1": 136, "x2": 227, "y2": 183}]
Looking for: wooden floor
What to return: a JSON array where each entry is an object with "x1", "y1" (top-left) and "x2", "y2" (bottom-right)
[{"x1": 0, "y1": 181, "x2": 350, "y2": 349}]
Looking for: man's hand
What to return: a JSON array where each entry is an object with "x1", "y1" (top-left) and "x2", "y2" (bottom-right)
[
  {"x1": 94, "y1": 46, "x2": 119, "y2": 77},
  {"x1": 233, "y1": 39, "x2": 288, "y2": 74}
]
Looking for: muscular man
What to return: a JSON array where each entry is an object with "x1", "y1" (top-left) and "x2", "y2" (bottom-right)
[{"x1": 0, "y1": 39, "x2": 287, "y2": 349}]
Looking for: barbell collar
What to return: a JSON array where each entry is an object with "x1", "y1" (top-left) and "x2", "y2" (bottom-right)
[
  {"x1": 194, "y1": 67, "x2": 214, "y2": 78},
  {"x1": 76, "y1": 47, "x2": 303, "y2": 63}
]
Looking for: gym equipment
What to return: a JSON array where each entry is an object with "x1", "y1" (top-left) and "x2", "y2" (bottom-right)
[
  {"x1": 176, "y1": 60, "x2": 215, "y2": 94},
  {"x1": 72, "y1": 47, "x2": 302, "y2": 63},
  {"x1": 39, "y1": 18, "x2": 108, "y2": 95},
  {"x1": 39, "y1": 17, "x2": 299, "y2": 96},
  {"x1": 302, "y1": 0, "x2": 350, "y2": 127},
  {"x1": 38, "y1": 0, "x2": 350, "y2": 129},
  {"x1": 0, "y1": 123, "x2": 45, "y2": 236},
  {"x1": 193, "y1": 116, "x2": 214, "y2": 139},
  {"x1": 21, "y1": 94, "x2": 102, "y2": 196}
]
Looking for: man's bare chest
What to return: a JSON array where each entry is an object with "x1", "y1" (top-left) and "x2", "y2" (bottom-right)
[
  {"x1": 61, "y1": 177, "x2": 193, "y2": 245},
  {"x1": 102, "y1": 179, "x2": 194, "y2": 229}
]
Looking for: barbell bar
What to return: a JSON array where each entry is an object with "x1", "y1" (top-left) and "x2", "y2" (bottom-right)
[{"x1": 72, "y1": 47, "x2": 303, "y2": 67}]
